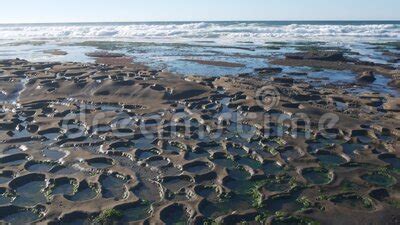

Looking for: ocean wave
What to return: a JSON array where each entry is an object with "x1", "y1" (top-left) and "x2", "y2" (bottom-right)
[{"x1": 0, "y1": 22, "x2": 399, "y2": 41}]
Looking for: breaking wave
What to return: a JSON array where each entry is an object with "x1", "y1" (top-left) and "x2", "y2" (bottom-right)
[{"x1": 0, "y1": 22, "x2": 399, "y2": 42}]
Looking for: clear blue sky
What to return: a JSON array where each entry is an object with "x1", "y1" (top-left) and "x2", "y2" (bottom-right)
[{"x1": 1, "y1": 0, "x2": 399, "y2": 23}]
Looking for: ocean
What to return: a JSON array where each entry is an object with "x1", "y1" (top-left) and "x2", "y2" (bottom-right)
[
  {"x1": 0, "y1": 21, "x2": 399, "y2": 76},
  {"x1": 0, "y1": 21, "x2": 399, "y2": 42}
]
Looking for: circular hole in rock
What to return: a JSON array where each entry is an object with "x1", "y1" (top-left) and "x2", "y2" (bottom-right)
[
  {"x1": 361, "y1": 171, "x2": 396, "y2": 187},
  {"x1": 116, "y1": 201, "x2": 152, "y2": 222},
  {"x1": 183, "y1": 161, "x2": 213, "y2": 174},
  {"x1": 160, "y1": 204, "x2": 190, "y2": 225},
  {"x1": 86, "y1": 157, "x2": 114, "y2": 169},
  {"x1": 302, "y1": 167, "x2": 333, "y2": 185}
]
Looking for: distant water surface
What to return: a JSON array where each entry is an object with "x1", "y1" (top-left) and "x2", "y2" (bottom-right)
[{"x1": 0, "y1": 21, "x2": 398, "y2": 78}]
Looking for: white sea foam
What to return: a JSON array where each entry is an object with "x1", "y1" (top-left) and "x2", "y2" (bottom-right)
[{"x1": 0, "y1": 22, "x2": 399, "y2": 43}]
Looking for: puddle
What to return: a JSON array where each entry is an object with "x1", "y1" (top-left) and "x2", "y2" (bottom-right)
[
  {"x1": 64, "y1": 124, "x2": 86, "y2": 140},
  {"x1": 351, "y1": 131, "x2": 373, "y2": 144},
  {"x1": 211, "y1": 155, "x2": 237, "y2": 169},
  {"x1": 131, "y1": 181, "x2": 161, "y2": 203},
  {"x1": 270, "y1": 216, "x2": 315, "y2": 225},
  {"x1": 1, "y1": 146, "x2": 23, "y2": 155},
  {"x1": 109, "y1": 141, "x2": 135, "y2": 152},
  {"x1": 117, "y1": 201, "x2": 152, "y2": 222},
  {"x1": 226, "y1": 143, "x2": 248, "y2": 156},
  {"x1": 167, "y1": 190, "x2": 192, "y2": 201},
  {"x1": 184, "y1": 150, "x2": 209, "y2": 160},
  {"x1": 57, "y1": 212, "x2": 91, "y2": 225},
  {"x1": 183, "y1": 161, "x2": 212, "y2": 174},
  {"x1": 0, "y1": 153, "x2": 28, "y2": 166},
  {"x1": 135, "y1": 149, "x2": 159, "y2": 160},
  {"x1": 330, "y1": 193, "x2": 374, "y2": 210},
  {"x1": 0, "y1": 208, "x2": 40, "y2": 224},
  {"x1": 223, "y1": 177, "x2": 257, "y2": 194},
  {"x1": 11, "y1": 177, "x2": 47, "y2": 207},
  {"x1": 39, "y1": 128, "x2": 61, "y2": 141},
  {"x1": 25, "y1": 161, "x2": 55, "y2": 172},
  {"x1": 361, "y1": 172, "x2": 396, "y2": 187},
  {"x1": 87, "y1": 157, "x2": 113, "y2": 169},
  {"x1": 342, "y1": 142, "x2": 365, "y2": 156},
  {"x1": 162, "y1": 176, "x2": 192, "y2": 193},
  {"x1": 264, "y1": 193, "x2": 302, "y2": 213},
  {"x1": 306, "y1": 139, "x2": 344, "y2": 154},
  {"x1": 0, "y1": 188, "x2": 11, "y2": 205},
  {"x1": 379, "y1": 154, "x2": 400, "y2": 170},
  {"x1": 65, "y1": 182, "x2": 98, "y2": 202},
  {"x1": 41, "y1": 132, "x2": 61, "y2": 141},
  {"x1": 163, "y1": 142, "x2": 185, "y2": 154},
  {"x1": 133, "y1": 137, "x2": 155, "y2": 150},
  {"x1": 42, "y1": 149, "x2": 66, "y2": 161},
  {"x1": 160, "y1": 165, "x2": 182, "y2": 177},
  {"x1": 302, "y1": 168, "x2": 333, "y2": 185},
  {"x1": 237, "y1": 157, "x2": 262, "y2": 169},
  {"x1": 199, "y1": 194, "x2": 252, "y2": 219},
  {"x1": 262, "y1": 176, "x2": 291, "y2": 192},
  {"x1": 356, "y1": 135, "x2": 373, "y2": 144},
  {"x1": 50, "y1": 178, "x2": 76, "y2": 196},
  {"x1": 100, "y1": 174, "x2": 127, "y2": 200},
  {"x1": 227, "y1": 168, "x2": 251, "y2": 180},
  {"x1": 92, "y1": 124, "x2": 112, "y2": 134},
  {"x1": 195, "y1": 185, "x2": 219, "y2": 201},
  {"x1": 0, "y1": 171, "x2": 13, "y2": 184},
  {"x1": 280, "y1": 147, "x2": 302, "y2": 162},
  {"x1": 0, "y1": 78, "x2": 28, "y2": 105},
  {"x1": 146, "y1": 156, "x2": 170, "y2": 167},
  {"x1": 160, "y1": 204, "x2": 190, "y2": 225},
  {"x1": 198, "y1": 142, "x2": 222, "y2": 153},
  {"x1": 51, "y1": 165, "x2": 80, "y2": 175},
  {"x1": 262, "y1": 161, "x2": 284, "y2": 175},
  {"x1": 315, "y1": 152, "x2": 346, "y2": 166}
]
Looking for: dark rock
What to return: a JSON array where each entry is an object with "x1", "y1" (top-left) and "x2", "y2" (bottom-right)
[
  {"x1": 27, "y1": 124, "x2": 39, "y2": 133},
  {"x1": 383, "y1": 99, "x2": 400, "y2": 112},
  {"x1": 86, "y1": 51, "x2": 125, "y2": 58},
  {"x1": 43, "y1": 49, "x2": 68, "y2": 56},
  {"x1": 271, "y1": 77, "x2": 294, "y2": 84},
  {"x1": 357, "y1": 71, "x2": 376, "y2": 83},
  {"x1": 248, "y1": 105, "x2": 264, "y2": 112},
  {"x1": 286, "y1": 72, "x2": 308, "y2": 76},
  {"x1": 150, "y1": 84, "x2": 166, "y2": 91},
  {"x1": 369, "y1": 188, "x2": 389, "y2": 201},
  {"x1": 389, "y1": 79, "x2": 400, "y2": 88},
  {"x1": 286, "y1": 51, "x2": 345, "y2": 61},
  {"x1": 255, "y1": 67, "x2": 283, "y2": 75}
]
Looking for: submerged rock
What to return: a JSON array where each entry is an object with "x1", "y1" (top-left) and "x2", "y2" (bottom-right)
[
  {"x1": 285, "y1": 51, "x2": 345, "y2": 61},
  {"x1": 389, "y1": 79, "x2": 400, "y2": 88},
  {"x1": 43, "y1": 49, "x2": 68, "y2": 56},
  {"x1": 271, "y1": 77, "x2": 294, "y2": 84},
  {"x1": 357, "y1": 71, "x2": 376, "y2": 83},
  {"x1": 86, "y1": 51, "x2": 126, "y2": 58},
  {"x1": 255, "y1": 67, "x2": 283, "y2": 75},
  {"x1": 383, "y1": 98, "x2": 400, "y2": 112}
]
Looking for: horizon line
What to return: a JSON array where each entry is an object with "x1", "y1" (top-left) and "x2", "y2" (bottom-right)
[{"x1": 0, "y1": 19, "x2": 399, "y2": 25}]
